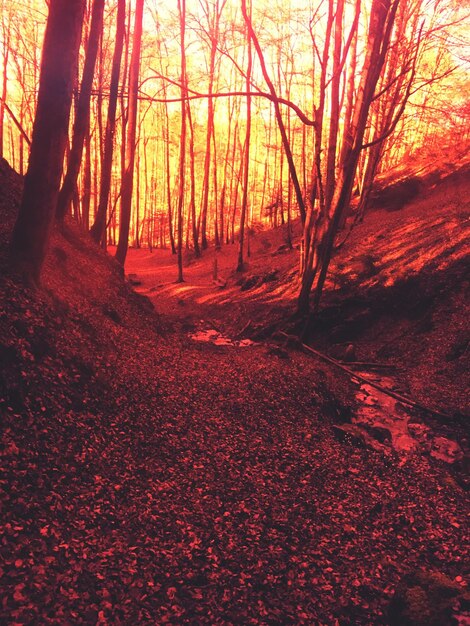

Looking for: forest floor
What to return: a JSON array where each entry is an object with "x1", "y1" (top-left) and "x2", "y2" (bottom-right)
[{"x1": 1, "y1": 155, "x2": 469, "y2": 625}]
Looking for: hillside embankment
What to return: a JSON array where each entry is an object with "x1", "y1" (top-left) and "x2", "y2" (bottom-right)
[{"x1": 1, "y1": 157, "x2": 469, "y2": 624}]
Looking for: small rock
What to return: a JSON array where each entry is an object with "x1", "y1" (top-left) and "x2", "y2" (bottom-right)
[
  {"x1": 330, "y1": 343, "x2": 357, "y2": 362},
  {"x1": 392, "y1": 433, "x2": 418, "y2": 454},
  {"x1": 430, "y1": 437, "x2": 464, "y2": 464},
  {"x1": 408, "y1": 422, "x2": 432, "y2": 440}
]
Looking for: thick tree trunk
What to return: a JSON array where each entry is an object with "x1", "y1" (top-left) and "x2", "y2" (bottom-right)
[{"x1": 9, "y1": 0, "x2": 85, "y2": 286}]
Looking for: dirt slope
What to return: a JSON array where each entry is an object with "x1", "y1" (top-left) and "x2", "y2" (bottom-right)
[{"x1": 1, "y1": 158, "x2": 469, "y2": 624}]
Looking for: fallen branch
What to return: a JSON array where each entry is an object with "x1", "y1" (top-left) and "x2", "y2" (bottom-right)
[
  {"x1": 277, "y1": 331, "x2": 451, "y2": 420},
  {"x1": 236, "y1": 319, "x2": 253, "y2": 338},
  {"x1": 0, "y1": 97, "x2": 31, "y2": 146},
  {"x1": 341, "y1": 361, "x2": 399, "y2": 369}
]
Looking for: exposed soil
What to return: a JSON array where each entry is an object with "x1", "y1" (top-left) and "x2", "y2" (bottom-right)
[{"x1": 1, "y1": 156, "x2": 469, "y2": 624}]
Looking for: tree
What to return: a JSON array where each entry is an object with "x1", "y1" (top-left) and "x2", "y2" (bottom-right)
[
  {"x1": 176, "y1": 0, "x2": 187, "y2": 283},
  {"x1": 0, "y1": 4, "x2": 11, "y2": 159},
  {"x1": 115, "y1": 0, "x2": 144, "y2": 267},
  {"x1": 9, "y1": 0, "x2": 86, "y2": 286},
  {"x1": 90, "y1": 0, "x2": 126, "y2": 246},
  {"x1": 236, "y1": 0, "x2": 253, "y2": 273},
  {"x1": 55, "y1": 0, "x2": 105, "y2": 224},
  {"x1": 198, "y1": 0, "x2": 227, "y2": 252},
  {"x1": 298, "y1": 0, "x2": 400, "y2": 314}
]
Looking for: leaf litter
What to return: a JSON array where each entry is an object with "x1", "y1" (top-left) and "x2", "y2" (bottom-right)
[{"x1": 0, "y1": 158, "x2": 468, "y2": 624}]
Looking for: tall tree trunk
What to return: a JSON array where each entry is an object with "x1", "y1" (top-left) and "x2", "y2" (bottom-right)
[
  {"x1": 163, "y1": 94, "x2": 176, "y2": 255},
  {"x1": 115, "y1": 0, "x2": 144, "y2": 266},
  {"x1": 90, "y1": 0, "x2": 125, "y2": 244},
  {"x1": 212, "y1": 123, "x2": 220, "y2": 249},
  {"x1": 242, "y1": 2, "x2": 307, "y2": 226},
  {"x1": 199, "y1": 1, "x2": 226, "y2": 251},
  {"x1": 9, "y1": 0, "x2": 85, "y2": 286},
  {"x1": 237, "y1": 0, "x2": 252, "y2": 273},
  {"x1": 81, "y1": 120, "x2": 92, "y2": 229},
  {"x1": 187, "y1": 100, "x2": 200, "y2": 256},
  {"x1": 56, "y1": 0, "x2": 105, "y2": 223},
  {"x1": 0, "y1": 12, "x2": 10, "y2": 159},
  {"x1": 176, "y1": 0, "x2": 187, "y2": 282},
  {"x1": 324, "y1": 0, "x2": 345, "y2": 211},
  {"x1": 309, "y1": 0, "x2": 400, "y2": 313}
]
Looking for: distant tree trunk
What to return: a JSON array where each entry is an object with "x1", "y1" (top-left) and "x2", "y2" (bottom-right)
[
  {"x1": 115, "y1": 0, "x2": 144, "y2": 266},
  {"x1": 82, "y1": 124, "x2": 92, "y2": 229},
  {"x1": 176, "y1": 0, "x2": 187, "y2": 283},
  {"x1": 324, "y1": 0, "x2": 345, "y2": 211},
  {"x1": 56, "y1": 0, "x2": 105, "y2": 223},
  {"x1": 90, "y1": 0, "x2": 125, "y2": 245},
  {"x1": 237, "y1": 0, "x2": 252, "y2": 273},
  {"x1": 135, "y1": 135, "x2": 141, "y2": 247},
  {"x1": 199, "y1": 55, "x2": 214, "y2": 251},
  {"x1": 212, "y1": 124, "x2": 220, "y2": 249},
  {"x1": 9, "y1": 0, "x2": 85, "y2": 286},
  {"x1": 187, "y1": 100, "x2": 200, "y2": 256},
  {"x1": 163, "y1": 87, "x2": 176, "y2": 255},
  {"x1": 242, "y1": 2, "x2": 307, "y2": 226},
  {"x1": 0, "y1": 12, "x2": 11, "y2": 159},
  {"x1": 199, "y1": 0, "x2": 226, "y2": 251},
  {"x1": 227, "y1": 103, "x2": 240, "y2": 243}
]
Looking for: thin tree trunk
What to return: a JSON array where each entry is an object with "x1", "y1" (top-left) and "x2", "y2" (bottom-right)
[
  {"x1": 237, "y1": 0, "x2": 252, "y2": 273},
  {"x1": 0, "y1": 13, "x2": 10, "y2": 159},
  {"x1": 115, "y1": 0, "x2": 144, "y2": 266},
  {"x1": 81, "y1": 121, "x2": 92, "y2": 229},
  {"x1": 324, "y1": 0, "x2": 345, "y2": 211},
  {"x1": 90, "y1": 0, "x2": 125, "y2": 244},
  {"x1": 176, "y1": 0, "x2": 187, "y2": 282},
  {"x1": 187, "y1": 99, "x2": 200, "y2": 256},
  {"x1": 56, "y1": 0, "x2": 104, "y2": 223}
]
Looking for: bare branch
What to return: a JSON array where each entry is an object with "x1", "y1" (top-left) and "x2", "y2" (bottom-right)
[
  {"x1": 134, "y1": 75, "x2": 316, "y2": 127},
  {"x1": 0, "y1": 96, "x2": 31, "y2": 146}
]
